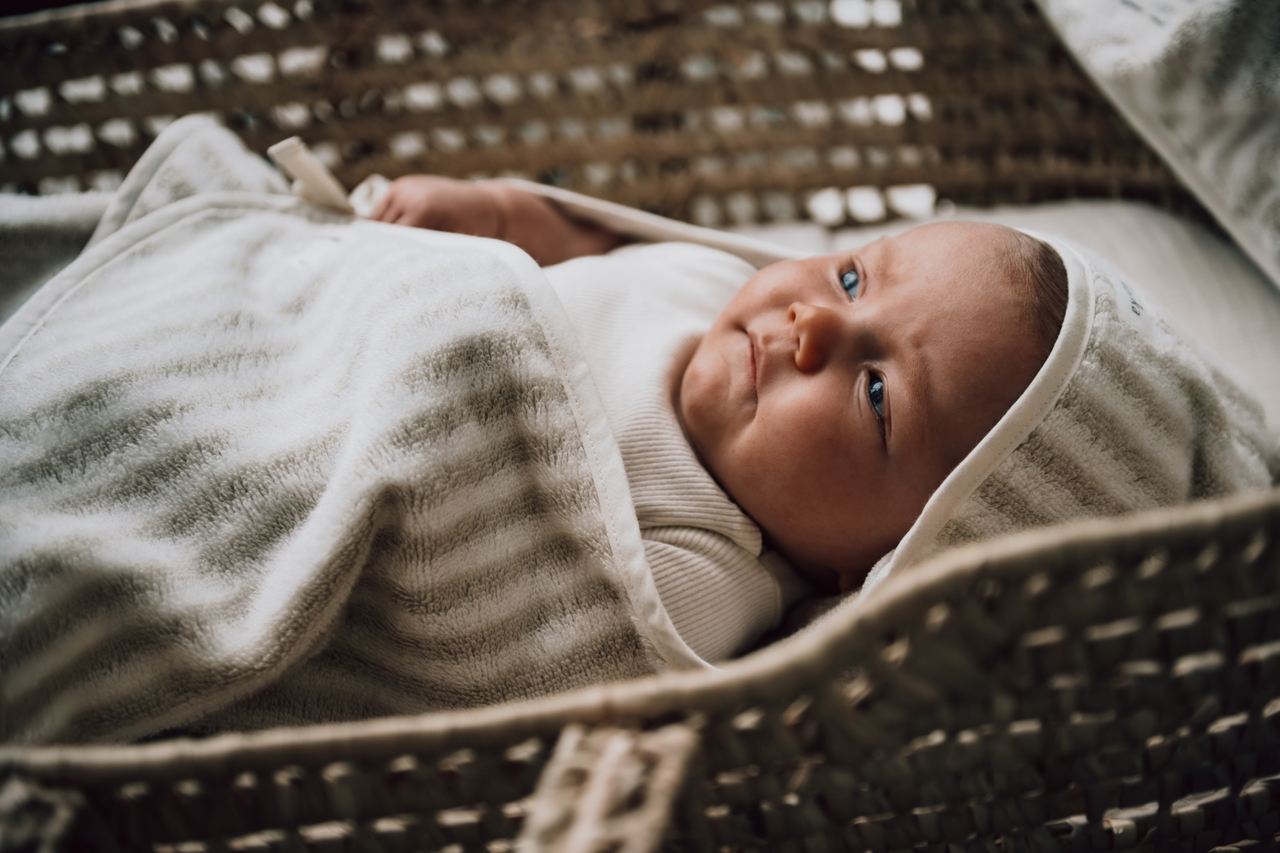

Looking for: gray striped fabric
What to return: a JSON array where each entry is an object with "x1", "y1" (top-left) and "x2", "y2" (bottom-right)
[
  {"x1": 0, "y1": 120, "x2": 655, "y2": 744},
  {"x1": 1035, "y1": 0, "x2": 1280, "y2": 289}
]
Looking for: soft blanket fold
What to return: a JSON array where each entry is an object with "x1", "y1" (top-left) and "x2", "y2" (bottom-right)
[
  {"x1": 1032, "y1": 0, "x2": 1280, "y2": 290},
  {"x1": 0, "y1": 117, "x2": 701, "y2": 745}
]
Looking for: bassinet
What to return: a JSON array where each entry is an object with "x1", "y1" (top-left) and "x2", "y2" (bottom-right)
[{"x1": 1, "y1": 0, "x2": 1278, "y2": 851}]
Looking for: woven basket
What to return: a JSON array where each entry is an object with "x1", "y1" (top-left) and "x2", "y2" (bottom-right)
[
  {"x1": 1, "y1": 0, "x2": 1202, "y2": 227},
  {"x1": 3, "y1": 488, "x2": 1279, "y2": 851},
  {"x1": 3, "y1": 1, "x2": 1277, "y2": 851}
]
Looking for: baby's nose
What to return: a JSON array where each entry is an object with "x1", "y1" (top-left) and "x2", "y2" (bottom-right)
[{"x1": 790, "y1": 302, "x2": 841, "y2": 372}]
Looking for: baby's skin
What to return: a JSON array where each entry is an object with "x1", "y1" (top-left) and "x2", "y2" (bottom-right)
[
  {"x1": 373, "y1": 177, "x2": 1043, "y2": 593},
  {"x1": 372, "y1": 175, "x2": 623, "y2": 264}
]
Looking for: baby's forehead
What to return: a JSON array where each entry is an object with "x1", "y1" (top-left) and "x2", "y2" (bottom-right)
[
  {"x1": 889, "y1": 222, "x2": 1029, "y2": 280},
  {"x1": 899, "y1": 220, "x2": 1022, "y2": 248}
]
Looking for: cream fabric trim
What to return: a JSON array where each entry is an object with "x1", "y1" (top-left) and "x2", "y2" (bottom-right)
[
  {"x1": 860, "y1": 232, "x2": 1095, "y2": 594},
  {"x1": 497, "y1": 178, "x2": 807, "y2": 268}
]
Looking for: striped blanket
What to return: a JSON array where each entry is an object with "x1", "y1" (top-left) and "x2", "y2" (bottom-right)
[{"x1": 0, "y1": 118, "x2": 692, "y2": 745}]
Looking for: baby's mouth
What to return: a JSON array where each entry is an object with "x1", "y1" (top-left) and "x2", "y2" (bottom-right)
[{"x1": 748, "y1": 332, "x2": 759, "y2": 396}]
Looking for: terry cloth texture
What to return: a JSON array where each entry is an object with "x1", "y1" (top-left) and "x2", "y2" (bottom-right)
[
  {"x1": 1033, "y1": 0, "x2": 1280, "y2": 289},
  {"x1": 859, "y1": 233, "x2": 1280, "y2": 595},
  {"x1": 544, "y1": 243, "x2": 812, "y2": 662},
  {"x1": 0, "y1": 116, "x2": 704, "y2": 746},
  {"x1": 0, "y1": 192, "x2": 110, "y2": 325}
]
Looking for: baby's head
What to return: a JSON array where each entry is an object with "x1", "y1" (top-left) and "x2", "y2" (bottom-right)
[{"x1": 679, "y1": 221, "x2": 1068, "y2": 593}]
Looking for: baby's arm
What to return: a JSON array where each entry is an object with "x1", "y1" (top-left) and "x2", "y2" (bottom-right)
[{"x1": 370, "y1": 175, "x2": 624, "y2": 266}]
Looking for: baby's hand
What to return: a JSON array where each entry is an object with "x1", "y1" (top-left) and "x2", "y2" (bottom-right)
[
  {"x1": 370, "y1": 174, "x2": 623, "y2": 266},
  {"x1": 370, "y1": 175, "x2": 502, "y2": 238}
]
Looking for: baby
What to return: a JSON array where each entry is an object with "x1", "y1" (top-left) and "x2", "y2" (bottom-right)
[{"x1": 372, "y1": 175, "x2": 1073, "y2": 654}]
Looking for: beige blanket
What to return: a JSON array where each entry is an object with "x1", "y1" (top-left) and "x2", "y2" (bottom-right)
[{"x1": 0, "y1": 117, "x2": 702, "y2": 745}]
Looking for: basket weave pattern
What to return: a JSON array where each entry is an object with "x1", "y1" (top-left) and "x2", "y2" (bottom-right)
[
  {"x1": 2, "y1": 490, "x2": 1278, "y2": 851},
  {"x1": 1, "y1": 0, "x2": 1195, "y2": 226}
]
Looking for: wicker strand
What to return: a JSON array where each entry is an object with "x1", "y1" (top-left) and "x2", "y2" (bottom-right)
[
  {"x1": 0, "y1": 0, "x2": 1205, "y2": 227},
  {"x1": 3, "y1": 487, "x2": 1274, "y2": 851},
  {"x1": 516, "y1": 720, "x2": 705, "y2": 853}
]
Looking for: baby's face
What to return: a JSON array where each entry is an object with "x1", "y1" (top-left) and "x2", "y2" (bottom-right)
[{"x1": 679, "y1": 222, "x2": 1043, "y2": 592}]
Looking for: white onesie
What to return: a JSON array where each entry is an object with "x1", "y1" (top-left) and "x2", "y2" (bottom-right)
[{"x1": 544, "y1": 242, "x2": 812, "y2": 662}]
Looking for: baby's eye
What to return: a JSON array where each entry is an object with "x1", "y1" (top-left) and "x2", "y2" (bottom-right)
[
  {"x1": 840, "y1": 268, "x2": 860, "y2": 299},
  {"x1": 868, "y1": 376, "x2": 885, "y2": 420}
]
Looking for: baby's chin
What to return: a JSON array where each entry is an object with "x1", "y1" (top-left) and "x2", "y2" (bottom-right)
[{"x1": 765, "y1": 518, "x2": 902, "y2": 595}]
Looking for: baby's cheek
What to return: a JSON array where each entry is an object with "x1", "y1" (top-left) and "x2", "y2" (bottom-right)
[
  {"x1": 764, "y1": 386, "x2": 849, "y2": 454},
  {"x1": 678, "y1": 355, "x2": 730, "y2": 463}
]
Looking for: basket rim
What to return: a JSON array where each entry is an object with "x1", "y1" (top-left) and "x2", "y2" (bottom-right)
[
  {"x1": 0, "y1": 0, "x2": 242, "y2": 33},
  {"x1": 3, "y1": 484, "x2": 1276, "y2": 782}
]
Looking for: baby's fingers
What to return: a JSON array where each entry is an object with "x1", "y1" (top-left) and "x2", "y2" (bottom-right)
[{"x1": 370, "y1": 189, "x2": 399, "y2": 222}]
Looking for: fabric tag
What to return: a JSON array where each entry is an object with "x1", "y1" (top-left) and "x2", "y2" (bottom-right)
[{"x1": 1096, "y1": 267, "x2": 1160, "y2": 346}]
